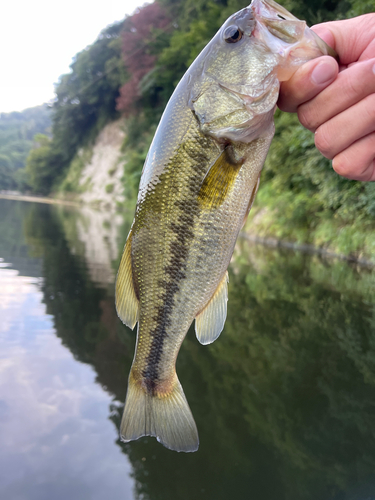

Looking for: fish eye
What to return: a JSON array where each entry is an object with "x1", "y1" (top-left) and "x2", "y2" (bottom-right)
[{"x1": 224, "y1": 25, "x2": 243, "y2": 44}]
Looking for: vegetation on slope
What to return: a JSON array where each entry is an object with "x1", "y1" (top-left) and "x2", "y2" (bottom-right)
[
  {"x1": 0, "y1": 105, "x2": 50, "y2": 190},
  {"x1": 24, "y1": 21, "x2": 126, "y2": 195},
  {"x1": 20, "y1": 0, "x2": 375, "y2": 257}
]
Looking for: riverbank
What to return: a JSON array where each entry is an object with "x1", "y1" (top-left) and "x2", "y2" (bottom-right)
[
  {"x1": 0, "y1": 193, "x2": 80, "y2": 207},
  {"x1": 240, "y1": 232, "x2": 375, "y2": 268}
]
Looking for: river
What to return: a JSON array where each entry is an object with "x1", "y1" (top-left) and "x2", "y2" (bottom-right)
[{"x1": 1, "y1": 198, "x2": 375, "y2": 500}]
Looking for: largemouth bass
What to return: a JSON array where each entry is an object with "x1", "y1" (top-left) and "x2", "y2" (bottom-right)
[{"x1": 116, "y1": 0, "x2": 337, "y2": 452}]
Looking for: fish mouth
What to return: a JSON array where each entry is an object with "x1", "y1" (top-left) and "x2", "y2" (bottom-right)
[
  {"x1": 250, "y1": 0, "x2": 339, "y2": 61},
  {"x1": 251, "y1": 0, "x2": 299, "y2": 22}
]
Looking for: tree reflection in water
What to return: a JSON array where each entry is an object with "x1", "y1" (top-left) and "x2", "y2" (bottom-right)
[{"x1": 7, "y1": 199, "x2": 375, "y2": 500}]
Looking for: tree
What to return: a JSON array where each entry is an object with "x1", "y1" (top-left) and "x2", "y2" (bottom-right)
[
  {"x1": 52, "y1": 21, "x2": 127, "y2": 170},
  {"x1": 25, "y1": 134, "x2": 62, "y2": 195},
  {"x1": 116, "y1": 2, "x2": 171, "y2": 116}
]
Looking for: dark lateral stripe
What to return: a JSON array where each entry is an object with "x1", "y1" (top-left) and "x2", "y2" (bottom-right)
[
  {"x1": 142, "y1": 200, "x2": 196, "y2": 393},
  {"x1": 141, "y1": 178, "x2": 205, "y2": 393},
  {"x1": 139, "y1": 119, "x2": 215, "y2": 393}
]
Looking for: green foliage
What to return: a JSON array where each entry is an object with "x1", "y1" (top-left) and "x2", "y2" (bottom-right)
[
  {"x1": 51, "y1": 21, "x2": 126, "y2": 181},
  {"x1": 347, "y1": 0, "x2": 375, "y2": 16},
  {"x1": 118, "y1": 0, "x2": 374, "y2": 258},
  {"x1": 247, "y1": 111, "x2": 375, "y2": 257},
  {"x1": 17, "y1": 0, "x2": 374, "y2": 258},
  {"x1": 0, "y1": 105, "x2": 51, "y2": 190},
  {"x1": 24, "y1": 21, "x2": 126, "y2": 195},
  {"x1": 105, "y1": 183, "x2": 114, "y2": 194},
  {"x1": 25, "y1": 134, "x2": 63, "y2": 195},
  {"x1": 116, "y1": 3, "x2": 171, "y2": 116},
  {"x1": 58, "y1": 147, "x2": 93, "y2": 194}
]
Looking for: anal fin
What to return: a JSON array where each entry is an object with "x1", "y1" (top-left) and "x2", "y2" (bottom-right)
[
  {"x1": 195, "y1": 271, "x2": 228, "y2": 345},
  {"x1": 115, "y1": 226, "x2": 139, "y2": 329}
]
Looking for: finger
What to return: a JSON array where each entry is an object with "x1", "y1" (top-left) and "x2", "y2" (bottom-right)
[
  {"x1": 310, "y1": 25, "x2": 335, "y2": 52},
  {"x1": 278, "y1": 56, "x2": 338, "y2": 113},
  {"x1": 332, "y1": 133, "x2": 375, "y2": 182},
  {"x1": 315, "y1": 93, "x2": 375, "y2": 159},
  {"x1": 312, "y1": 14, "x2": 375, "y2": 65},
  {"x1": 298, "y1": 58, "x2": 375, "y2": 131}
]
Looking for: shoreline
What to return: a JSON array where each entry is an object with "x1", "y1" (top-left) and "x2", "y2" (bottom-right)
[
  {"x1": 1, "y1": 193, "x2": 373, "y2": 268},
  {"x1": 240, "y1": 232, "x2": 375, "y2": 268},
  {"x1": 0, "y1": 193, "x2": 80, "y2": 207}
]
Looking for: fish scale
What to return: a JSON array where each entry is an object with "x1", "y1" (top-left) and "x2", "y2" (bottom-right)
[{"x1": 115, "y1": 0, "x2": 337, "y2": 452}]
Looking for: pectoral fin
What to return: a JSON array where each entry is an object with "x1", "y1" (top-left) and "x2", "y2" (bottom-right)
[
  {"x1": 195, "y1": 271, "x2": 229, "y2": 345},
  {"x1": 115, "y1": 226, "x2": 139, "y2": 329},
  {"x1": 198, "y1": 148, "x2": 242, "y2": 209}
]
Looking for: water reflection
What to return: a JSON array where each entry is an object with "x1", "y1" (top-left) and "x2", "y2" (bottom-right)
[
  {"x1": 0, "y1": 200, "x2": 135, "y2": 500},
  {"x1": 1, "y1": 198, "x2": 375, "y2": 500}
]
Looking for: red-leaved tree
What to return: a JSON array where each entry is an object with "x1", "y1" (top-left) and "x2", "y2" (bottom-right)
[{"x1": 116, "y1": 2, "x2": 170, "y2": 115}]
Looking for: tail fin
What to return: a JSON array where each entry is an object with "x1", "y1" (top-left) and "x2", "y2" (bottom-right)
[{"x1": 120, "y1": 372, "x2": 199, "y2": 453}]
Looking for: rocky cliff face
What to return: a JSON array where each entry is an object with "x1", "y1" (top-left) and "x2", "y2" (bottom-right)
[
  {"x1": 57, "y1": 204, "x2": 125, "y2": 288},
  {"x1": 78, "y1": 119, "x2": 126, "y2": 211}
]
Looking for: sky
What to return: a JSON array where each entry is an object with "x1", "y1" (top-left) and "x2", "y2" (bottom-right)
[
  {"x1": 0, "y1": 268, "x2": 135, "y2": 499},
  {"x1": 0, "y1": 0, "x2": 147, "y2": 114}
]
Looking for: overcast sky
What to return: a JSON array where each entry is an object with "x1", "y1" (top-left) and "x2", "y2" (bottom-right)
[{"x1": 0, "y1": 0, "x2": 146, "y2": 113}]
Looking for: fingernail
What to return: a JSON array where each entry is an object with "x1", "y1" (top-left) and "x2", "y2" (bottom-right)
[{"x1": 311, "y1": 60, "x2": 337, "y2": 85}]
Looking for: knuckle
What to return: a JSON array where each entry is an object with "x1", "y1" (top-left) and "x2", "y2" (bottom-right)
[
  {"x1": 345, "y1": 76, "x2": 362, "y2": 100},
  {"x1": 363, "y1": 94, "x2": 375, "y2": 121},
  {"x1": 332, "y1": 157, "x2": 351, "y2": 178},
  {"x1": 298, "y1": 105, "x2": 318, "y2": 131},
  {"x1": 314, "y1": 126, "x2": 334, "y2": 159},
  {"x1": 342, "y1": 61, "x2": 374, "y2": 102}
]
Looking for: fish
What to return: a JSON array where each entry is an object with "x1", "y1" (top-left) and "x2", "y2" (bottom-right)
[{"x1": 115, "y1": 0, "x2": 337, "y2": 452}]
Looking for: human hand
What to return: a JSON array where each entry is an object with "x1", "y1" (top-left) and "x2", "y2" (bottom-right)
[{"x1": 278, "y1": 14, "x2": 375, "y2": 181}]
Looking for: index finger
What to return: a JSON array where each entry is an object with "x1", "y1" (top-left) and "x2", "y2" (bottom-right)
[
  {"x1": 278, "y1": 14, "x2": 375, "y2": 113},
  {"x1": 312, "y1": 14, "x2": 375, "y2": 65},
  {"x1": 278, "y1": 56, "x2": 338, "y2": 113}
]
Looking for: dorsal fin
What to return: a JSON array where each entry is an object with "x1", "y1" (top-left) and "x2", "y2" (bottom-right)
[
  {"x1": 115, "y1": 226, "x2": 139, "y2": 329},
  {"x1": 195, "y1": 271, "x2": 229, "y2": 345}
]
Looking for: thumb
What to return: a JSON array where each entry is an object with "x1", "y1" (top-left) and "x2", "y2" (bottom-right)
[
  {"x1": 278, "y1": 56, "x2": 338, "y2": 113},
  {"x1": 311, "y1": 25, "x2": 336, "y2": 50}
]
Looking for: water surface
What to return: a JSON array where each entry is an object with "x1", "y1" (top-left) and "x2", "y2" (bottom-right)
[{"x1": 1, "y1": 198, "x2": 375, "y2": 500}]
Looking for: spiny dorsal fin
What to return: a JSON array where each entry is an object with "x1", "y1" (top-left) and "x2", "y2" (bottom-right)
[
  {"x1": 115, "y1": 226, "x2": 139, "y2": 329},
  {"x1": 195, "y1": 271, "x2": 228, "y2": 345},
  {"x1": 198, "y1": 147, "x2": 242, "y2": 209}
]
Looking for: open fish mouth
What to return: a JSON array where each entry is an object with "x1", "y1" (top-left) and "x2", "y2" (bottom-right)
[
  {"x1": 252, "y1": 0, "x2": 300, "y2": 22},
  {"x1": 251, "y1": 0, "x2": 338, "y2": 60}
]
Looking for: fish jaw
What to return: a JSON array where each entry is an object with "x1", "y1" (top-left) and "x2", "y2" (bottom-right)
[
  {"x1": 188, "y1": 0, "x2": 338, "y2": 147},
  {"x1": 250, "y1": 0, "x2": 338, "y2": 81}
]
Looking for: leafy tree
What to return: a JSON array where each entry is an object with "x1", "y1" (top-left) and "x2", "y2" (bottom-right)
[
  {"x1": 116, "y1": 2, "x2": 171, "y2": 115},
  {"x1": 25, "y1": 134, "x2": 62, "y2": 194},
  {"x1": 0, "y1": 105, "x2": 51, "y2": 190},
  {"x1": 52, "y1": 20, "x2": 127, "y2": 169},
  {"x1": 0, "y1": 154, "x2": 14, "y2": 190}
]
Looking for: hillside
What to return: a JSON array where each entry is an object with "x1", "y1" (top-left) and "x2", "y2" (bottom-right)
[
  {"x1": 0, "y1": 104, "x2": 51, "y2": 190},
  {"x1": 18, "y1": 0, "x2": 375, "y2": 261},
  {"x1": 57, "y1": 119, "x2": 125, "y2": 210}
]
